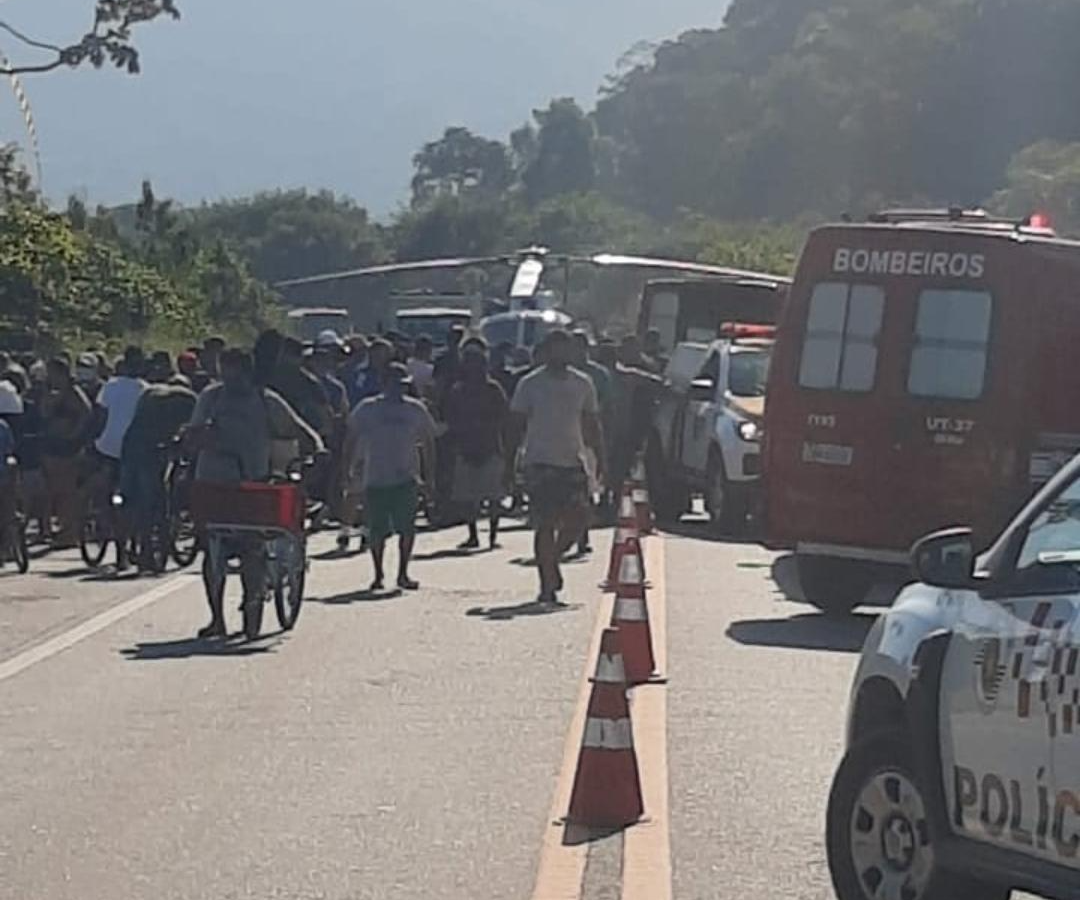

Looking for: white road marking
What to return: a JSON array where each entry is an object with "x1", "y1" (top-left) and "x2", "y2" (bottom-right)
[{"x1": 0, "y1": 575, "x2": 195, "y2": 683}]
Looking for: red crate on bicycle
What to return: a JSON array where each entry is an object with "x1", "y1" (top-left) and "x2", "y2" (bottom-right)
[{"x1": 189, "y1": 481, "x2": 304, "y2": 534}]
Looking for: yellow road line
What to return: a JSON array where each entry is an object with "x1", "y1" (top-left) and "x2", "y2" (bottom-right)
[
  {"x1": 623, "y1": 537, "x2": 672, "y2": 900},
  {"x1": 531, "y1": 587, "x2": 616, "y2": 900},
  {"x1": 0, "y1": 575, "x2": 194, "y2": 684}
]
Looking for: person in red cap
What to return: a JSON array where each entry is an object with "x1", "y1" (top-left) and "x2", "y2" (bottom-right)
[{"x1": 177, "y1": 349, "x2": 210, "y2": 393}]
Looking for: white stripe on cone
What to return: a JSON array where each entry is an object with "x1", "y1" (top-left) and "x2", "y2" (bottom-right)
[
  {"x1": 618, "y1": 553, "x2": 644, "y2": 585},
  {"x1": 614, "y1": 596, "x2": 647, "y2": 622},
  {"x1": 583, "y1": 717, "x2": 634, "y2": 751},
  {"x1": 595, "y1": 652, "x2": 627, "y2": 684}
]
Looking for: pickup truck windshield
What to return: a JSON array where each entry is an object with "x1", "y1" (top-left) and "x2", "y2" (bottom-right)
[{"x1": 729, "y1": 349, "x2": 770, "y2": 398}]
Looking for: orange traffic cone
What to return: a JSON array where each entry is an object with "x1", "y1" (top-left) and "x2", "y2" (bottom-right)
[
  {"x1": 604, "y1": 485, "x2": 640, "y2": 590},
  {"x1": 630, "y1": 459, "x2": 655, "y2": 535},
  {"x1": 566, "y1": 628, "x2": 644, "y2": 828},
  {"x1": 611, "y1": 538, "x2": 656, "y2": 685}
]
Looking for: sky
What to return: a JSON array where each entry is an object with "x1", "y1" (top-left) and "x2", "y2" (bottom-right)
[{"x1": 0, "y1": 0, "x2": 727, "y2": 216}]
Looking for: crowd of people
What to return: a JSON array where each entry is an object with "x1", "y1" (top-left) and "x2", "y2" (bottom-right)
[{"x1": 0, "y1": 324, "x2": 671, "y2": 637}]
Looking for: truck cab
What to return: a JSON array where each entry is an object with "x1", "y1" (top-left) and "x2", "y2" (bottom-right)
[{"x1": 649, "y1": 326, "x2": 773, "y2": 531}]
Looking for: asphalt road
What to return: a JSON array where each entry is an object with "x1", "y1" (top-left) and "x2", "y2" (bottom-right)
[{"x1": 0, "y1": 518, "x2": 907, "y2": 899}]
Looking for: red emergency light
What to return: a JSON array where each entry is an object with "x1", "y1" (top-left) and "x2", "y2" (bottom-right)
[
  {"x1": 1027, "y1": 212, "x2": 1053, "y2": 231},
  {"x1": 720, "y1": 322, "x2": 776, "y2": 341}
]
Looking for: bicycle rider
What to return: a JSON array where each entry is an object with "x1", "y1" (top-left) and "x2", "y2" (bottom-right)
[
  {"x1": 119, "y1": 376, "x2": 198, "y2": 569},
  {"x1": 186, "y1": 348, "x2": 324, "y2": 638}
]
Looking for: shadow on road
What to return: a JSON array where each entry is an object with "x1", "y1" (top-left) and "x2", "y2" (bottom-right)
[
  {"x1": 560, "y1": 822, "x2": 624, "y2": 847},
  {"x1": 413, "y1": 547, "x2": 487, "y2": 562},
  {"x1": 120, "y1": 634, "x2": 282, "y2": 660},
  {"x1": 310, "y1": 587, "x2": 403, "y2": 604},
  {"x1": 310, "y1": 546, "x2": 366, "y2": 562},
  {"x1": 770, "y1": 553, "x2": 906, "y2": 609},
  {"x1": 466, "y1": 600, "x2": 582, "y2": 621},
  {"x1": 726, "y1": 612, "x2": 877, "y2": 653},
  {"x1": 657, "y1": 517, "x2": 759, "y2": 545}
]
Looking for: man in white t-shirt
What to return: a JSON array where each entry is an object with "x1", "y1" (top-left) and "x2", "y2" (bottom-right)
[
  {"x1": 509, "y1": 330, "x2": 606, "y2": 604},
  {"x1": 91, "y1": 346, "x2": 147, "y2": 569}
]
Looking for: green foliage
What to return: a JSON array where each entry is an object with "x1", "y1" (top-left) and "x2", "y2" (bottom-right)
[
  {"x1": 988, "y1": 141, "x2": 1080, "y2": 236},
  {"x1": 411, "y1": 127, "x2": 511, "y2": 208},
  {"x1": 593, "y1": 0, "x2": 1080, "y2": 220},
  {"x1": 186, "y1": 189, "x2": 387, "y2": 284},
  {"x1": 0, "y1": 203, "x2": 200, "y2": 351},
  {"x1": 0, "y1": 1, "x2": 180, "y2": 77},
  {"x1": 518, "y1": 99, "x2": 598, "y2": 204}
]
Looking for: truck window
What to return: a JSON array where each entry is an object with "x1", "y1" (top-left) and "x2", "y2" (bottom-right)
[
  {"x1": 798, "y1": 283, "x2": 884, "y2": 392},
  {"x1": 648, "y1": 291, "x2": 679, "y2": 351},
  {"x1": 907, "y1": 290, "x2": 992, "y2": 401}
]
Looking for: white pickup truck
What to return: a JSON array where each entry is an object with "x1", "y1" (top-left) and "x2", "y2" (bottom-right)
[{"x1": 647, "y1": 331, "x2": 772, "y2": 531}]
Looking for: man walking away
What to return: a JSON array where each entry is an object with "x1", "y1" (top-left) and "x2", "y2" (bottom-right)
[
  {"x1": 509, "y1": 330, "x2": 606, "y2": 605},
  {"x1": 345, "y1": 363, "x2": 437, "y2": 592},
  {"x1": 91, "y1": 346, "x2": 147, "y2": 570},
  {"x1": 570, "y1": 331, "x2": 613, "y2": 555},
  {"x1": 445, "y1": 337, "x2": 508, "y2": 550},
  {"x1": 408, "y1": 336, "x2": 436, "y2": 398}
]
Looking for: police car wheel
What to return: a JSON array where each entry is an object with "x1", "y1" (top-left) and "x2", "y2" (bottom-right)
[{"x1": 827, "y1": 733, "x2": 1009, "y2": 900}]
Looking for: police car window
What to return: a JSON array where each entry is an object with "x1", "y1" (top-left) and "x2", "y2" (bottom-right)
[
  {"x1": 1016, "y1": 477, "x2": 1080, "y2": 571},
  {"x1": 908, "y1": 290, "x2": 992, "y2": 400},
  {"x1": 698, "y1": 351, "x2": 721, "y2": 383},
  {"x1": 798, "y1": 283, "x2": 884, "y2": 392},
  {"x1": 730, "y1": 349, "x2": 770, "y2": 398}
]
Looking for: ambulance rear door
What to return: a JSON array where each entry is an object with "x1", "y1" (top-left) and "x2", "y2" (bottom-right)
[
  {"x1": 766, "y1": 232, "x2": 898, "y2": 553},
  {"x1": 887, "y1": 242, "x2": 1021, "y2": 550}
]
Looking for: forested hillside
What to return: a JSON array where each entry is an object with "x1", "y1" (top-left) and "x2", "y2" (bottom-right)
[{"x1": 8, "y1": 0, "x2": 1080, "y2": 348}]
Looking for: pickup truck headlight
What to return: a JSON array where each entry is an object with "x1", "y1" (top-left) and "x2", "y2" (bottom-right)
[{"x1": 738, "y1": 421, "x2": 761, "y2": 442}]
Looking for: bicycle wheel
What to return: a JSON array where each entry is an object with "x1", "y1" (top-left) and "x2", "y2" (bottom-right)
[
  {"x1": 80, "y1": 512, "x2": 109, "y2": 568},
  {"x1": 242, "y1": 595, "x2": 265, "y2": 640},
  {"x1": 169, "y1": 509, "x2": 199, "y2": 568},
  {"x1": 273, "y1": 536, "x2": 306, "y2": 631},
  {"x1": 146, "y1": 523, "x2": 169, "y2": 575},
  {"x1": 12, "y1": 517, "x2": 28, "y2": 574}
]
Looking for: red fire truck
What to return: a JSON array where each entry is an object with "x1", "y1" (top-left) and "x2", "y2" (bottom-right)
[{"x1": 764, "y1": 208, "x2": 1080, "y2": 613}]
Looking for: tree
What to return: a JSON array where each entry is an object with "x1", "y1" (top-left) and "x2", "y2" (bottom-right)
[
  {"x1": 411, "y1": 127, "x2": 511, "y2": 208},
  {"x1": 520, "y1": 99, "x2": 597, "y2": 204},
  {"x1": 187, "y1": 189, "x2": 388, "y2": 284},
  {"x1": 0, "y1": 0, "x2": 180, "y2": 76}
]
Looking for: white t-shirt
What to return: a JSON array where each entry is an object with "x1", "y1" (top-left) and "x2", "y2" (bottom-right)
[
  {"x1": 510, "y1": 365, "x2": 599, "y2": 469},
  {"x1": 94, "y1": 376, "x2": 146, "y2": 459},
  {"x1": 407, "y1": 359, "x2": 435, "y2": 394}
]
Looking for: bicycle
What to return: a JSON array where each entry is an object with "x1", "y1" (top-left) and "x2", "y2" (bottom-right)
[
  {"x1": 166, "y1": 446, "x2": 199, "y2": 569},
  {"x1": 190, "y1": 460, "x2": 310, "y2": 640},
  {"x1": 80, "y1": 457, "x2": 127, "y2": 569}
]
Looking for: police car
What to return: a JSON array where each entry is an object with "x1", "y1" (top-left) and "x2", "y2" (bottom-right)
[
  {"x1": 647, "y1": 326, "x2": 771, "y2": 531},
  {"x1": 826, "y1": 451, "x2": 1080, "y2": 900}
]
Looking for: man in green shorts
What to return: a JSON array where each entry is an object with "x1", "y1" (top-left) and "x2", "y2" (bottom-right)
[{"x1": 345, "y1": 362, "x2": 437, "y2": 591}]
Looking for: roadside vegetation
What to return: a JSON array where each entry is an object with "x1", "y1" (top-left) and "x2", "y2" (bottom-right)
[{"x1": 3, "y1": 0, "x2": 1080, "y2": 348}]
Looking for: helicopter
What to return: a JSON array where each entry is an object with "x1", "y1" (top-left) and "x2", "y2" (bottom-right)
[{"x1": 274, "y1": 246, "x2": 786, "y2": 346}]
